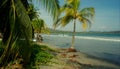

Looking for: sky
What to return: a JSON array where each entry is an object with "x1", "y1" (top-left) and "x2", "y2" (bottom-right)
[{"x1": 33, "y1": 0, "x2": 120, "y2": 32}]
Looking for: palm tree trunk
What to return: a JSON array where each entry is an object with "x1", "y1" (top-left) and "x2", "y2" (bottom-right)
[{"x1": 71, "y1": 19, "x2": 76, "y2": 48}]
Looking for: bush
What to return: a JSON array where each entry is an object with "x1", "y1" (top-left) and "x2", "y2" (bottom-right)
[
  {"x1": 35, "y1": 51, "x2": 53, "y2": 65},
  {"x1": 30, "y1": 43, "x2": 54, "y2": 66},
  {"x1": 0, "y1": 42, "x2": 54, "y2": 68}
]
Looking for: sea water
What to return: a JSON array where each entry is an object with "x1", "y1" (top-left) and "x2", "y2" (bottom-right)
[{"x1": 42, "y1": 33, "x2": 120, "y2": 65}]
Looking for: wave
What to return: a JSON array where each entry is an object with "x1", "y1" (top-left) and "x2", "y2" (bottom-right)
[
  {"x1": 43, "y1": 34, "x2": 69, "y2": 37},
  {"x1": 75, "y1": 36, "x2": 120, "y2": 42},
  {"x1": 43, "y1": 34, "x2": 120, "y2": 42}
]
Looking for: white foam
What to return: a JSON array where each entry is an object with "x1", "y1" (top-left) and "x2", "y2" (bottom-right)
[
  {"x1": 43, "y1": 34, "x2": 69, "y2": 37},
  {"x1": 43, "y1": 34, "x2": 120, "y2": 42},
  {"x1": 75, "y1": 36, "x2": 120, "y2": 42}
]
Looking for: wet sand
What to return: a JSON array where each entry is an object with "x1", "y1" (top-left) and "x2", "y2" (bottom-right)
[{"x1": 38, "y1": 43, "x2": 120, "y2": 69}]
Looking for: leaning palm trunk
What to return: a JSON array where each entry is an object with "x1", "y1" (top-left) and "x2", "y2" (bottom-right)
[{"x1": 71, "y1": 19, "x2": 76, "y2": 49}]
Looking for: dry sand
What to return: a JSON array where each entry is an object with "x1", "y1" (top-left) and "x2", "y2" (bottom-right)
[{"x1": 38, "y1": 43, "x2": 120, "y2": 69}]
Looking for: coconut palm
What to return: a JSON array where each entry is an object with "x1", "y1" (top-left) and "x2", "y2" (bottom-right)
[
  {"x1": 0, "y1": 0, "x2": 59, "y2": 66},
  {"x1": 32, "y1": 18, "x2": 50, "y2": 42},
  {"x1": 32, "y1": 19, "x2": 49, "y2": 34},
  {"x1": 27, "y1": 4, "x2": 39, "y2": 21},
  {"x1": 54, "y1": 0, "x2": 95, "y2": 50},
  {"x1": 28, "y1": 4, "x2": 50, "y2": 41}
]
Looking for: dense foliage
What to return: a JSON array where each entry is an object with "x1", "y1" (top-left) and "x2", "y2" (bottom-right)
[
  {"x1": 0, "y1": 0, "x2": 60, "y2": 67},
  {"x1": 30, "y1": 44, "x2": 54, "y2": 66},
  {"x1": 0, "y1": 41, "x2": 54, "y2": 68}
]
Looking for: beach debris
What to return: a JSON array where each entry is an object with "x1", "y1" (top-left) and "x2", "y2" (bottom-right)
[
  {"x1": 69, "y1": 54, "x2": 78, "y2": 58},
  {"x1": 67, "y1": 48, "x2": 77, "y2": 52}
]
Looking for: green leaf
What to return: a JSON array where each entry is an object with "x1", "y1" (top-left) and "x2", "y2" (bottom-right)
[{"x1": 36, "y1": 0, "x2": 60, "y2": 20}]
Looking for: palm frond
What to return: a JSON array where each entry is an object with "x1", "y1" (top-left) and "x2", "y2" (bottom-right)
[
  {"x1": 78, "y1": 7, "x2": 95, "y2": 30},
  {"x1": 53, "y1": 17, "x2": 63, "y2": 29},
  {"x1": 15, "y1": 1, "x2": 31, "y2": 30},
  {"x1": 66, "y1": 0, "x2": 80, "y2": 10},
  {"x1": 13, "y1": 0, "x2": 32, "y2": 63},
  {"x1": 61, "y1": 15, "x2": 74, "y2": 27},
  {"x1": 37, "y1": 0, "x2": 60, "y2": 20},
  {"x1": 0, "y1": 0, "x2": 8, "y2": 8},
  {"x1": 59, "y1": 5, "x2": 66, "y2": 14},
  {"x1": 54, "y1": 15, "x2": 74, "y2": 28},
  {"x1": 58, "y1": 4, "x2": 74, "y2": 19},
  {"x1": 65, "y1": 8, "x2": 74, "y2": 15},
  {"x1": 41, "y1": 27, "x2": 50, "y2": 34},
  {"x1": 0, "y1": 0, "x2": 32, "y2": 65},
  {"x1": 27, "y1": 4, "x2": 38, "y2": 20},
  {"x1": 10, "y1": 0, "x2": 16, "y2": 30},
  {"x1": 32, "y1": 18, "x2": 49, "y2": 34},
  {"x1": 79, "y1": 7, "x2": 95, "y2": 18},
  {"x1": 77, "y1": 15, "x2": 92, "y2": 30}
]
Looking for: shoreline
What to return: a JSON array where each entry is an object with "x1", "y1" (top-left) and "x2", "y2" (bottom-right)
[{"x1": 37, "y1": 42, "x2": 120, "y2": 69}]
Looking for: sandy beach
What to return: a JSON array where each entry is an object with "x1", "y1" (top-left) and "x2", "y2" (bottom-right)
[{"x1": 37, "y1": 43, "x2": 120, "y2": 69}]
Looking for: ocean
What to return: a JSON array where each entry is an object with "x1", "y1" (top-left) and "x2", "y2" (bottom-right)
[{"x1": 42, "y1": 33, "x2": 120, "y2": 65}]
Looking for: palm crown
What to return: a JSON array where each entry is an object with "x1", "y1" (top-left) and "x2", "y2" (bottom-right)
[
  {"x1": 54, "y1": 0, "x2": 95, "y2": 49},
  {"x1": 54, "y1": 0, "x2": 95, "y2": 28}
]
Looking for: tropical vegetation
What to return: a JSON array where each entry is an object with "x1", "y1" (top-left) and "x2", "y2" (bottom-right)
[
  {"x1": 0, "y1": 0, "x2": 60, "y2": 68},
  {"x1": 32, "y1": 18, "x2": 50, "y2": 42},
  {"x1": 27, "y1": 3, "x2": 50, "y2": 42},
  {"x1": 0, "y1": 0, "x2": 95, "y2": 68},
  {"x1": 54, "y1": 0, "x2": 95, "y2": 50}
]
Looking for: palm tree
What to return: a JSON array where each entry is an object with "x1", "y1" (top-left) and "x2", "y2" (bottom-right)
[
  {"x1": 0, "y1": 0, "x2": 59, "y2": 66},
  {"x1": 54, "y1": 0, "x2": 95, "y2": 51},
  {"x1": 32, "y1": 18, "x2": 49, "y2": 42},
  {"x1": 28, "y1": 4, "x2": 50, "y2": 41}
]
